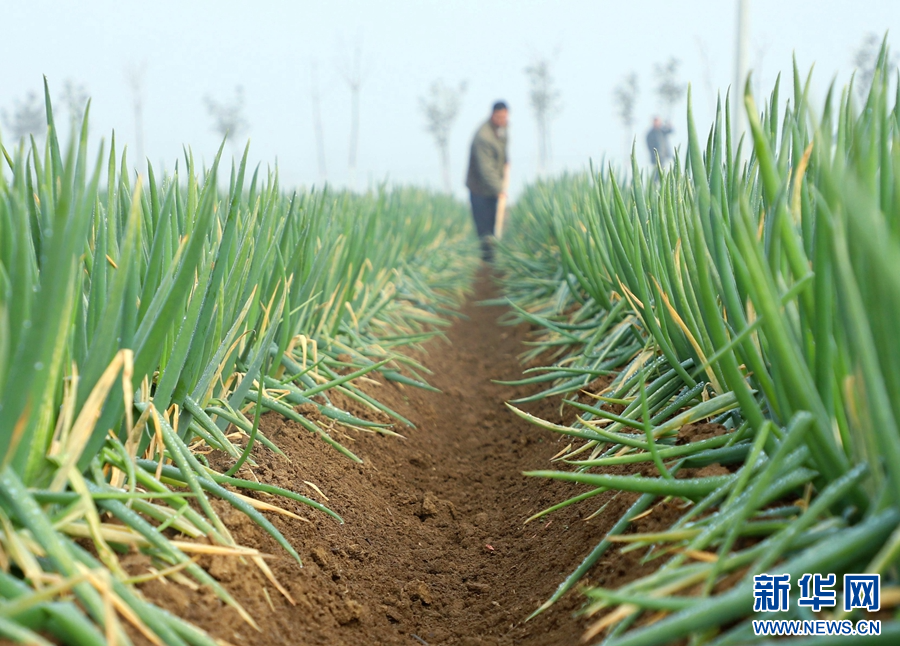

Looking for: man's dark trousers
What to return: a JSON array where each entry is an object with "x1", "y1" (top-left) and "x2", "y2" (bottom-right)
[{"x1": 470, "y1": 192, "x2": 498, "y2": 261}]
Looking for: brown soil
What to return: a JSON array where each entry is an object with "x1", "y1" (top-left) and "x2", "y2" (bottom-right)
[{"x1": 133, "y1": 270, "x2": 683, "y2": 646}]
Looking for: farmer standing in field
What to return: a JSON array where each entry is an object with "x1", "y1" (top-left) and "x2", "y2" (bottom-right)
[
  {"x1": 646, "y1": 116, "x2": 673, "y2": 167},
  {"x1": 466, "y1": 101, "x2": 510, "y2": 261}
]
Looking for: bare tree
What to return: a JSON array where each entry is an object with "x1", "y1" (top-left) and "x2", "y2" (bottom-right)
[
  {"x1": 337, "y1": 38, "x2": 366, "y2": 189},
  {"x1": 653, "y1": 57, "x2": 687, "y2": 120},
  {"x1": 61, "y1": 80, "x2": 89, "y2": 129},
  {"x1": 204, "y1": 86, "x2": 249, "y2": 149},
  {"x1": 310, "y1": 60, "x2": 327, "y2": 183},
  {"x1": 125, "y1": 63, "x2": 147, "y2": 172},
  {"x1": 852, "y1": 32, "x2": 897, "y2": 99},
  {"x1": 613, "y1": 72, "x2": 639, "y2": 157},
  {"x1": 1, "y1": 91, "x2": 44, "y2": 143},
  {"x1": 525, "y1": 54, "x2": 562, "y2": 174},
  {"x1": 420, "y1": 80, "x2": 467, "y2": 193}
]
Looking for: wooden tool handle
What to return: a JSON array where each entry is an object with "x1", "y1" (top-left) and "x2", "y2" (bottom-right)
[{"x1": 494, "y1": 164, "x2": 511, "y2": 239}]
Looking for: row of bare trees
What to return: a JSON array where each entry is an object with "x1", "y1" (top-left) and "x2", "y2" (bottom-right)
[
  {"x1": 201, "y1": 42, "x2": 367, "y2": 186},
  {"x1": 5, "y1": 33, "x2": 887, "y2": 190},
  {"x1": 419, "y1": 53, "x2": 563, "y2": 193},
  {"x1": 2, "y1": 70, "x2": 145, "y2": 175},
  {"x1": 1, "y1": 80, "x2": 89, "y2": 141},
  {"x1": 612, "y1": 57, "x2": 687, "y2": 159},
  {"x1": 612, "y1": 32, "x2": 896, "y2": 162}
]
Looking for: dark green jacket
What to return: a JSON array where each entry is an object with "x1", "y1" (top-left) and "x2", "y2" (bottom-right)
[{"x1": 466, "y1": 120, "x2": 507, "y2": 196}]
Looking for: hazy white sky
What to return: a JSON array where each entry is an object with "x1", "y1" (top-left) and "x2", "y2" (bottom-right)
[{"x1": 2, "y1": 1, "x2": 899, "y2": 197}]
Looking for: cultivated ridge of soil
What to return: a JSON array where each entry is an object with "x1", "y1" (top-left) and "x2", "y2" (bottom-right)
[{"x1": 136, "y1": 270, "x2": 669, "y2": 645}]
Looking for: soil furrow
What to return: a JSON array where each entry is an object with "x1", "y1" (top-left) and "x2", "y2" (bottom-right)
[{"x1": 136, "y1": 270, "x2": 650, "y2": 645}]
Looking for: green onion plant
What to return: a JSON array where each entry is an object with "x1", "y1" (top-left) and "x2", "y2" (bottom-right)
[
  {"x1": 0, "y1": 81, "x2": 477, "y2": 645},
  {"x1": 498, "y1": 39, "x2": 900, "y2": 644}
]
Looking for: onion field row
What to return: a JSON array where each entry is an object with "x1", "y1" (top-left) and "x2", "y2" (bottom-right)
[
  {"x1": 496, "y1": 45, "x2": 900, "y2": 644},
  {"x1": 0, "y1": 83, "x2": 477, "y2": 645}
]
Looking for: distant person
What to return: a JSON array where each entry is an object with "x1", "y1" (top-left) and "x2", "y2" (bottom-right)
[
  {"x1": 466, "y1": 101, "x2": 509, "y2": 261},
  {"x1": 646, "y1": 116, "x2": 673, "y2": 167}
]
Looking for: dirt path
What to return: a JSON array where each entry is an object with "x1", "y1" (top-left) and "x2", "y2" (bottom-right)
[{"x1": 138, "y1": 270, "x2": 649, "y2": 645}]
